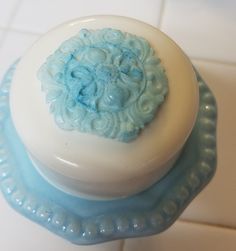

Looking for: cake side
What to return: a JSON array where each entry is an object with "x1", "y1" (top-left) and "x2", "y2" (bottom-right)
[{"x1": 9, "y1": 16, "x2": 199, "y2": 199}]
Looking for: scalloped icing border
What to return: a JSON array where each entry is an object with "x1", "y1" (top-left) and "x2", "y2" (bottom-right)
[{"x1": 0, "y1": 61, "x2": 217, "y2": 245}]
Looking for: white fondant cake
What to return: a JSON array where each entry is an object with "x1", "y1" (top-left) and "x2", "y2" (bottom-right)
[{"x1": 10, "y1": 16, "x2": 199, "y2": 199}]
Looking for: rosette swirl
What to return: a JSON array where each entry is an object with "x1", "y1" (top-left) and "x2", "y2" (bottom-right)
[{"x1": 38, "y1": 28, "x2": 168, "y2": 142}]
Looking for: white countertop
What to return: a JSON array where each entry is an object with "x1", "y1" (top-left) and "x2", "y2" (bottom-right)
[{"x1": 0, "y1": 0, "x2": 236, "y2": 250}]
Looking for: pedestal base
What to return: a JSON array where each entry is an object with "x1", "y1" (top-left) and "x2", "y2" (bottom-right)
[{"x1": 0, "y1": 62, "x2": 217, "y2": 245}]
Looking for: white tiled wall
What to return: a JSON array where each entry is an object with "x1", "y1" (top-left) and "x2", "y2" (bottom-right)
[
  {"x1": 124, "y1": 221, "x2": 236, "y2": 251},
  {"x1": 0, "y1": 28, "x2": 4, "y2": 44},
  {"x1": 161, "y1": 0, "x2": 236, "y2": 63},
  {"x1": 11, "y1": 0, "x2": 163, "y2": 33},
  {"x1": 0, "y1": 0, "x2": 235, "y2": 250},
  {"x1": 0, "y1": 0, "x2": 19, "y2": 27},
  {"x1": 0, "y1": 31, "x2": 39, "y2": 80}
]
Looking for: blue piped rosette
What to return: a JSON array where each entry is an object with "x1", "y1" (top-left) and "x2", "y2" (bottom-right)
[{"x1": 38, "y1": 29, "x2": 168, "y2": 142}]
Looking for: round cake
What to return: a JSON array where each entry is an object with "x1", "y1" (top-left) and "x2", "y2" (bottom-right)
[{"x1": 10, "y1": 16, "x2": 199, "y2": 199}]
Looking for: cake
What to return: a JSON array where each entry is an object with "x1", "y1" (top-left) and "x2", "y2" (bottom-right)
[{"x1": 10, "y1": 16, "x2": 199, "y2": 199}]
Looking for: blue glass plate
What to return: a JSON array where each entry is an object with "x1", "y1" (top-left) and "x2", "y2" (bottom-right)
[{"x1": 0, "y1": 62, "x2": 217, "y2": 245}]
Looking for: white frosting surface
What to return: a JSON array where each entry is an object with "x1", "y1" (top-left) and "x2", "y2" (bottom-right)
[{"x1": 10, "y1": 16, "x2": 199, "y2": 199}]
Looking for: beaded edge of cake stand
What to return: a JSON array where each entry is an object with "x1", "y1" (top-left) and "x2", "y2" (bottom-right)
[{"x1": 0, "y1": 62, "x2": 217, "y2": 245}]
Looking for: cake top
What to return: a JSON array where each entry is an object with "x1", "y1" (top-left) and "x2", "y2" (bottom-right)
[
  {"x1": 38, "y1": 28, "x2": 168, "y2": 142},
  {"x1": 10, "y1": 16, "x2": 198, "y2": 190}
]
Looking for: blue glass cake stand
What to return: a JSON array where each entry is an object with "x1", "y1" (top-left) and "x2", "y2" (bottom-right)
[{"x1": 0, "y1": 62, "x2": 217, "y2": 245}]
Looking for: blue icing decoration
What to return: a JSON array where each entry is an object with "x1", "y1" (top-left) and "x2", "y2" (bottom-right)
[{"x1": 38, "y1": 28, "x2": 168, "y2": 142}]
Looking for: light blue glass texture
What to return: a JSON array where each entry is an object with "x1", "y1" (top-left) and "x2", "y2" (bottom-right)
[{"x1": 0, "y1": 62, "x2": 217, "y2": 245}]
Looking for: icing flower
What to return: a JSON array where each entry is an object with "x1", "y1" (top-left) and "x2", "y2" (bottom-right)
[{"x1": 38, "y1": 28, "x2": 168, "y2": 142}]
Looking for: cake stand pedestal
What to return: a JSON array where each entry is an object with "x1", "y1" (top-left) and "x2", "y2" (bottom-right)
[{"x1": 0, "y1": 62, "x2": 217, "y2": 246}]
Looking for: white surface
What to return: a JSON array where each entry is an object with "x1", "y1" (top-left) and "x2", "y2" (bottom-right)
[
  {"x1": 161, "y1": 0, "x2": 236, "y2": 63},
  {"x1": 10, "y1": 16, "x2": 198, "y2": 199},
  {"x1": 0, "y1": 0, "x2": 236, "y2": 250},
  {"x1": 11, "y1": 0, "x2": 163, "y2": 33},
  {"x1": 0, "y1": 0, "x2": 19, "y2": 27},
  {"x1": 0, "y1": 28, "x2": 4, "y2": 44},
  {"x1": 124, "y1": 221, "x2": 236, "y2": 251},
  {"x1": 0, "y1": 30, "x2": 39, "y2": 81}
]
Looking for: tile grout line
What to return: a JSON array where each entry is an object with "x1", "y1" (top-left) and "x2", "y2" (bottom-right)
[
  {"x1": 179, "y1": 219, "x2": 236, "y2": 232},
  {"x1": 5, "y1": 0, "x2": 23, "y2": 27},
  {"x1": 0, "y1": 26, "x2": 41, "y2": 36},
  {"x1": 0, "y1": 2, "x2": 235, "y2": 68},
  {"x1": 120, "y1": 239, "x2": 125, "y2": 251},
  {"x1": 190, "y1": 56, "x2": 236, "y2": 67},
  {"x1": 0, "y1": 0, "x2": 23, "y2": 48},
  {"x1": 119, "y1": 219, "x2": 236, "y2": 251},
  {"x1": 0, "y1": 27, "x2": 8, "y2": 47},
  {"x1": 157, "y1": 0, "x2": 166, "y2": 28}
]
